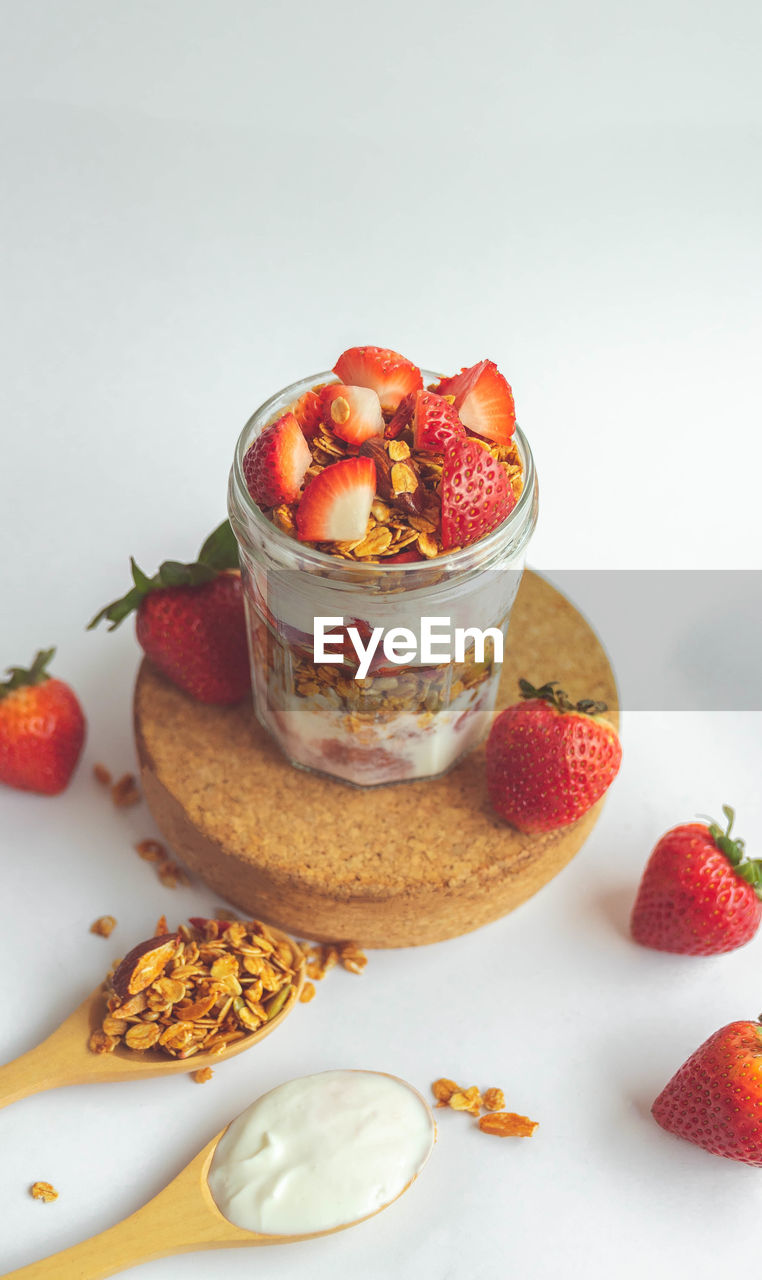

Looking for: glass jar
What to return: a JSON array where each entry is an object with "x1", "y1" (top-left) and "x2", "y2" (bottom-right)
[{"x1": 228, "y1": 370, "x2": 538, "y2": 787}]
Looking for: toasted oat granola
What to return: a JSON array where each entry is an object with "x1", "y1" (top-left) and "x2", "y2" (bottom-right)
[
  {"x1": 431, "y1": 1078, "x2": 537, "y2": 1137},
  {"x1": 259, "y1": 378, "x2": 523, "y2": 564},
  {"x1": 30, "y1": 1182, "x2": 58, "y2": 1203},
  {"x1": 91, "y1": 917, "x2": 299, "y2": 1061},
  {"x1": 134, "y1": 838, "x2": 191, "y2": 889},
  {"x1": 90, "y1": 916, "x2": 117, "y2": 938},
  {"x1": 303, "y1": 940, "x2": 368, "y2": 981},
  {"x1": 111, "y1": 773, "x2": 141, "y2": 808},
  {"x1": 479, "y1": 1112, "x2": 539, "y2": 1138}
]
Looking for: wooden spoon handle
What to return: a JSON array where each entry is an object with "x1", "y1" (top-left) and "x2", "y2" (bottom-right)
[
  {"x1": 1, "y1": 1215, "x2": 175, "y2": 1280},
  {"x1": 0, "y1": 1044, "x2": 62, "y2": 1110},
  {"x1": 2, "y1": 1139, "x2": 261, "y2": 1279}
]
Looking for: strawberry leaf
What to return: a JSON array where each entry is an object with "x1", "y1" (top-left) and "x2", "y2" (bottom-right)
[
  {"x1": 704, "y1": 806, "x2": 762, "y2": 900},
  {"x1": 0, "y1": 648, "x2": 56, "y2": 700},
  {"x1": 518, "y1": 678, "x2": 608, "y2": 716},
  {"x1": 87, "y1": 519, "x2": 238, "y2": 632},
  {"x1": 198, "y1": 519, "x2": 239, "y2": 571}
]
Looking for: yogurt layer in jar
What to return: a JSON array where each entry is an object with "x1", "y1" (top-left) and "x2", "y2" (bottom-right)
[{"x1": 228, "y1": 355, "x2": 538, "y2": 787}]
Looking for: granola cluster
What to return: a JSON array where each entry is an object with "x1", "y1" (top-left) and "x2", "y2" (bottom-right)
[
  {"x1": 135, "y1": 837, "x2": 191, "y2": 889},
  {"x1": 432, "y1": 1078, "x2": 538, "y2": 1138},
  {"x1": 253, "y1": 621, "x2": 497, "y2": 727},
  {"x1": 298, "y1": 939, "x2": 369, "y2": 1003},
  {"x1": 29, "y1": 1182, "x2": 58, "y2": 1203},
  {"x1": 270, "y1": 390, "x2": 523, "y2": 563},
  {"x1": 90, "y1": 916, "x2": 299, "y2": 1060}
]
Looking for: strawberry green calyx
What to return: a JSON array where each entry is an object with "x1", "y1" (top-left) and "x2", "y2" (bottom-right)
[
  {"x1": 87, "y1": 520, "x2": 240, "y2": 632},
  {"x1": 0, "y1": 648, "x2": 56, "y2": 701},
  {"x1": 704, "y1": 805, "x2": 762, "y2": 901},
  {"x1": 517, "y1": 678, "x2": 608, "y2": 717}
]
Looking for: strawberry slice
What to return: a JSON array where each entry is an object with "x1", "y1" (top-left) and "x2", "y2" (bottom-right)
[
  {"x1": 411, "y1": 389, "x2": 465, "y2": 453},
  {"x1": 291, "y1": 389, "x2": 323, "y2": 441},
  {"x1": 440, "y1": 438, "x2": 516, "y2": 549},
  {"x1": 320, "y1": 384, "x2": 384, "y2": 445},
  {"x1": 243, "y1": 412, "x2": 311, "y2": 509},
  {"x1": 333, "y1": 346, "x2": 423, "y2": 413},
  {"x1": 435, "y1": 360, "x2": 515, "y2": 444},
  {"x1": 296, "y1": 456, "x2": 376, "y2": 543}
]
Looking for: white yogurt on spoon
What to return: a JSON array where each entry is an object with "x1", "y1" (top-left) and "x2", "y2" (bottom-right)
[{"x1": 207, "y1": 1069, "x2": 435, "y2": 1235}]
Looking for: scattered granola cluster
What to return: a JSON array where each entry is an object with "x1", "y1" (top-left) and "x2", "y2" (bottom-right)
[
  {"x1": 304, "y1": 940, "x2": 368, "y2": 978},
  {"x1": 90, "y1": 915, "x2": 117, "y2": 938},
  {"x1": 135, "y1": 838, "x2": 190, "y2": 889},
  {"x1": 94, "y1": 762, "x2": 142, "y2": 807},
  {"x1": 243, "y1": 347, "x2": 523, "y2": 563},
  {"x1": 296, "y1": 939, "x2": 369, "y2": 1004},
  {"x1": 432, "y1": 1078, "x2": 538, "y2": 1138},
  {"x1": 29, "y1": 1182, "x2": 58, "y2": 1203},
  {"x1": 95, "y1": 763, "x2": 192, "y2": 887},
  {"x1": 89, "y1": 916, "x2": 299, "y2": 1060}
]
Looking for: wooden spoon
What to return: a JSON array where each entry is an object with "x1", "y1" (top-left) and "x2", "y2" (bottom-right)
[
  {"x1": 0, "y1": 926, "x2": 304, "y2": 1110},
  {"x1": 3, "y1": 1072, "x2": 434, "y2": 1280}
]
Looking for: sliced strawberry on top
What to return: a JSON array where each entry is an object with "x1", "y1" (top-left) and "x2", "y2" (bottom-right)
[
  {"x1": 295, "y1": 456, "x2": 376, "y2": 543},
  {"x1": 333, "y1": 346, "x2": 423, "y2": 413},
  {"x1": 320, "y1": 384, "x2": 384, "y2": 446},
  {"x1": 411, "y1": 389, "x2": 466, "y2": 453},
  {"x1": 440, "y1": 438, "x2": 516, "y2": 549},
  {"x1": 291, "y1": 389, "x2": 323, "y2": 441},
  {"x1": 434, "y1": 360, "x2": 515, "y2": 444},
  {"x1": 243, "y1": 412, "x2": 311, "y2": 509}
]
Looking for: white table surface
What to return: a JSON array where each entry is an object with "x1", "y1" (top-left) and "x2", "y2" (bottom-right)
[{"x1": 1, "y1": 2, "x2": 761, "y2": 1276}]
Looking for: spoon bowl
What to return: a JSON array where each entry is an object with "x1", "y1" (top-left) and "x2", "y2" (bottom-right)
[
  {"x1": 3, "y1": 1071, "x2": 434, "y2": 1280},
  {"x1": 0, "y1": 925, "x2": 304, "y2": 1109}
]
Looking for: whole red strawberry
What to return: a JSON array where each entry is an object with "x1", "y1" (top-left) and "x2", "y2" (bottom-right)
[
  {"x1": 486, "y1": 679, "x2": 621, "y2": 832},
  {"x1": 89, "y1": 521, "x2": 250, "y2": 705},
  {"x1": 630, "y1": 807, "x2": 761, "y2": 954},
  {"x1": 652, "y1": 1020, "x2": 762, "y2": 1165},
  {"x1": 0, "y1": 649, "x2": 86, "y2": 795}
]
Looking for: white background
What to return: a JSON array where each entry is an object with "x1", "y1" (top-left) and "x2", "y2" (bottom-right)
[{"x1": 1, "y1": 1, "x2": 761, "y2": 1277}]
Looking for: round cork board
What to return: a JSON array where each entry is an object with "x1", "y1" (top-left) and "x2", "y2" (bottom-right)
[{"x1": 134, "y1": 572, "x2": 618, "y2": 948}]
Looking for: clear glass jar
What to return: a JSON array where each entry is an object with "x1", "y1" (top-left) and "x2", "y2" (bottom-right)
[{"x1": 228, "y1": 370, "x2": 538, "y2": 787}]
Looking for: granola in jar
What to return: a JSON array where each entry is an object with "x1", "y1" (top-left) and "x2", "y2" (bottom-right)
[{"x1": 229, "y1": 348, "x2": 538, "y2": 786}]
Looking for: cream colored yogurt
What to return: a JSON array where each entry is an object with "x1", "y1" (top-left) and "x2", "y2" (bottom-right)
[{"x1": 207, "y1": 1069, "x2": 435, "y2": 1236}]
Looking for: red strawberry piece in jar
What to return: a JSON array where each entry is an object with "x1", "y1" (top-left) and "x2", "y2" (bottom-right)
[
  {"x1": 434, "y1": 359, "x2": 516, "y2": 444},
  {"x1": 242, "y1": 411, "x2": 311, "y2": 508},
  {"x1": 333, "y1": 346, "x2": 423, "y2": 413},
  {"x1": 411, "y1": 390, "x2": 466, "y2": 453},
  {"x1": 320, "y1": 384, "x2": 385, "y2": 446},
  {"x1": 440, "y1": 438, "x2": 515, "y2": 549},
  {"x1": 295, "y1": 456, "x2": 376, "y2": 543}
]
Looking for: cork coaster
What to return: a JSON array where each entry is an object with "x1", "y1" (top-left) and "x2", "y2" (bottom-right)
[{"x1": 134, "y1": 571, "x2": 618, "y2": 948}]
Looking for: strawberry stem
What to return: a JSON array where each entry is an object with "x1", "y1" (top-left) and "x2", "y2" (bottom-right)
[
  {"x1": 518, "y1": 678, "x2": 608, "y2": 716},
  {"x1": 702, "y1": 806, "x2": 762, "y2": 901},
  {"x1": 87, "y1": 520, "x2": 239, "y2": 632},
  {"x1": 0, "y1": 648, "x2": 56, "y2": 701}
]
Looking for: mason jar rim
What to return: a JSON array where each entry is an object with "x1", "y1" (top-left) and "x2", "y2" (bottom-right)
[{"x1": 230, "y1": 368, "x2": 537, "y2": 577}]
